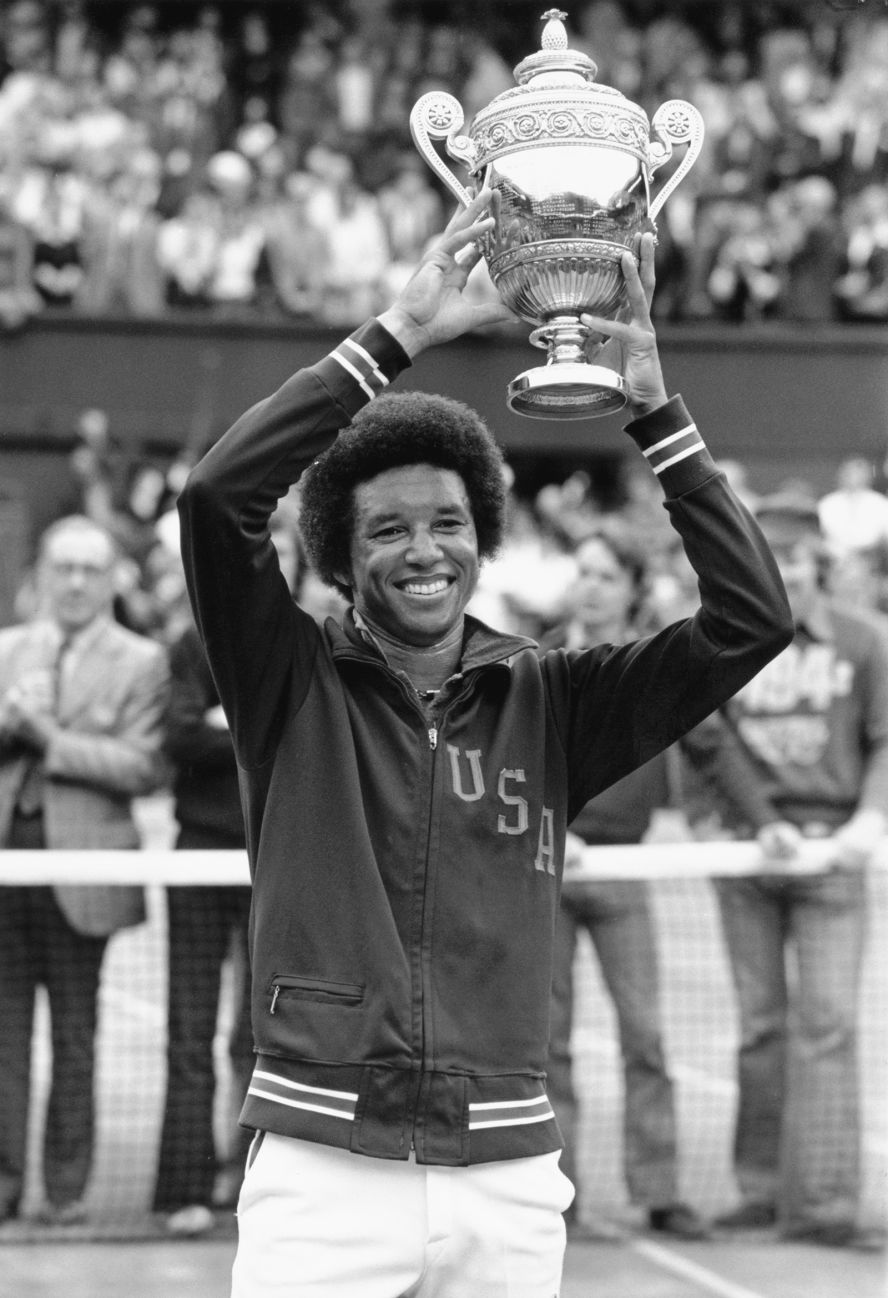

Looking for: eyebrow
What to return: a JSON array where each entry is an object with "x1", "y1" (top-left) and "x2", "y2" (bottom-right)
[{"x1": 362, "y1": 502, "x2": 470, "y2": 526}]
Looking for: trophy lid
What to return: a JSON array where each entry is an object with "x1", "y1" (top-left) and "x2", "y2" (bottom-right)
[{"x1": 513, "y1": 9, "x2": 598, "y2": 88}]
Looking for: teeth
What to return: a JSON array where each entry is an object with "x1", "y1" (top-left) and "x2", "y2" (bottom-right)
[{"x1": 402, "y1": 579, "x2": 448, "y2": 596}]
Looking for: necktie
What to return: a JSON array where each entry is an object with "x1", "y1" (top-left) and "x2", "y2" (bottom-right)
[{"x1": 14, "y1": 636, "x2": 70, "y2": 818}]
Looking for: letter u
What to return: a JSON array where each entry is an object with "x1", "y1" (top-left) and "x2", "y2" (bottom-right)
[{"x1": 447, "y1": 745, "x2": 486, "y2": 802}]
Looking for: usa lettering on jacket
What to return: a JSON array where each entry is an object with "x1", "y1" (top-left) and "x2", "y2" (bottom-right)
[{"x1": 446, "y1": 743, "x2": 556, "y2": 875}]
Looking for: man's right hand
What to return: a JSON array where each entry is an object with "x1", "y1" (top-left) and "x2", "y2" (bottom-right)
[
  {"x1": 378, "y1": 188, "x2": 515, "y2": 358},
  {"x1": 757, "y1": 820, "x2": 803, "y2": 862}
]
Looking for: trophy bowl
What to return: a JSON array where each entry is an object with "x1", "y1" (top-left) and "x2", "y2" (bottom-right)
[{"x1": 410, "y1": 8, "x2": 704, "y2": 420}]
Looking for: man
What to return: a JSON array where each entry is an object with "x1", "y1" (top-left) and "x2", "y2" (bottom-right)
[
  {"x1": 545, "y1": 525, "x2": 790, "y2": 1245},
  {"x1": 710, "y1": 491, "x2": 888, "y2": 1250},
  {"x1": 0, "y1": 514, "x2": 169, "y2": 1225},
  {"x1": 153, "y1": 509, "x2": 301, "y2": 1236},
  {"x1": 178, "y1": 191, "x2": 792, "y2": 1296},
  {"x1": 817, "y1": 455, "x2": 888, "y2": 561}
]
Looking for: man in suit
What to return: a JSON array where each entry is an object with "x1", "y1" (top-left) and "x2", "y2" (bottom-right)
[{"x1": 0, "y1": 514, "x2": 169, "y2": 1226}]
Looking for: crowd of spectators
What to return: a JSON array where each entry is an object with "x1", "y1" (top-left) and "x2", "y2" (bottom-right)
[
  {"x1": 1, "y1": 0, "x2": 888, "y2": 332},
  {"x1": 21, "y1": 404, "x2": 887, "y2": 660}
]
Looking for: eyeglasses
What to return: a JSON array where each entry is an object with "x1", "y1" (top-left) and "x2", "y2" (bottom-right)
[{"x1": 47, "y1": 561, "x2": 113, "y2": 579}]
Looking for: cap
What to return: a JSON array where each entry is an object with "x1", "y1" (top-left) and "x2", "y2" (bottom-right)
[{"x1": 754, "y1": 490, "x2": 822, "y2": 545}]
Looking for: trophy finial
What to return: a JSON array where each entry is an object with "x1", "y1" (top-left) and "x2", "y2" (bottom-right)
[{"x1": 540, "y1": 10, "x2": 569, "y2": 51}]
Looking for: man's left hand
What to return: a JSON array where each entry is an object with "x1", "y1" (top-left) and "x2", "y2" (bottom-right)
[
  {"x1": 1, "y1": 673, "x2": 55, "y2": 752},
  {"x1": 830, "y1": 808, "x2": 886, "y2": 870}
]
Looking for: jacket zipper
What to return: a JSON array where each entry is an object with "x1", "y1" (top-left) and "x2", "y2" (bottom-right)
[{"x1": 404, "y1": 676, "x2": 477, "y2": 1149}]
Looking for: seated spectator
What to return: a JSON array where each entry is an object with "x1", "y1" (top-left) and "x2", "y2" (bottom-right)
[
  {"x1": 769, "y1": 176, "x2": 842, "y2": 323},
  {"x1": 12, "y1": 131, "x2": 88, "y2": 307},
  {"x1": 313, "y1": 152, "x2": 389, "y2": 325},
  {"x1": 706, "y1": 200, "x2": 782, "y2": 323},
  {"x1": 156, "y1": 187, "x2": 220, "y2": 308},
  {"x1": 834, "y1": 183, "x2": 888, "y2": 322},
  {"x1": 201, "y1": 149, "x2": 266, "y2": 314},
  {"x1": 376, "y1": 152, "x2": 444, "y2": 299},
  {"x1": 260, "y1": 168, "x2": 327, "y2": 318},
  {"x1": 275, "y1": 30, "x2": 336, "y2": 168},
  {"x1": 77, "y1": 146, "x2": 165, "y2": 316},
  {"x1": 0, "y1": 187, "x2": 41, "y2": 330}
]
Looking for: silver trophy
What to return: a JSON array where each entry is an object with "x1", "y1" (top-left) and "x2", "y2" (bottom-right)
[{"x1": 410, "y1": 8, "x2": 704, "y2": 419}]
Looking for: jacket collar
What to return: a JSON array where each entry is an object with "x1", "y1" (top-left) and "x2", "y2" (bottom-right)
[{"x1": 327, "y1": 606, "x2": 536, "y2": 674}]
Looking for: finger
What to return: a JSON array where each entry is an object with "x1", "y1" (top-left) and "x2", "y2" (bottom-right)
[
  {"x1": 620, "y1": 248, "x2": 653, "y2": 322},
  {"x1": 438, "y1": 214, "x2": 495, "y2": 264},
  {"x1": 578, "y1": 313, "x2": 632, "y2": 342},
  {"x1": 636, "y1": 231, "x2": 657, "y2": 304},
  {"x1": 443, "y1": 186, "x2": 493, "y2": 234}
]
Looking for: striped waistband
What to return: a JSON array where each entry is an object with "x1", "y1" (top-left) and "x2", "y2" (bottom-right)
[{"x1": 240, "y1": 1055, "x2": 561, "y2": 1166}]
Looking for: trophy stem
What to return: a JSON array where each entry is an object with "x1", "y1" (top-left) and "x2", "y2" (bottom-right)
[
  {"x1": 509, "y1": 316, "x2": 627, "y2": 420},
  {"x1": 529, "y1": 316, "x2": 589, "y2": 366}
]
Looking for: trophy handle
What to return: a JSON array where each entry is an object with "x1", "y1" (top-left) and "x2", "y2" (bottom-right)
[
  {"x1": 647, "y1": 100, "x2": 705, "y2": 221},
  {"x1": 409, "y1": 91, "x2": 479, "y2": 208}
]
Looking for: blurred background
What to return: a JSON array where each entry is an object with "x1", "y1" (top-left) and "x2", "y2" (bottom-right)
[{"x1": 1, "y1": 0, "x2": 888, "y2": 630}]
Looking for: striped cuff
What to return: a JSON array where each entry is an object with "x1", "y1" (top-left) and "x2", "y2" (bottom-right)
[
  {"x1": 624, "y1": 395, "x2": 717, "y2": 497},
  {"x1": 314, "y1": 319, "x2": 412, "y2": 419}
]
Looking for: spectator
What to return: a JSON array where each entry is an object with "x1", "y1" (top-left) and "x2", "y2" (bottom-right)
[
  {"x1": 77, "y1": 146, "x2": 165, "y2": 316},
  {"x1": 376, "y1": 152, "x2": 445, "y2": 299},
  {"x1": 11, "y1": 130, "x2": 88, "y2": 307},
  {"x1": 259, "y1": 168, "x2": 328, "y2": 319},
  {"x1": 275, "y1": 29, "x2": 336, "y2": 168},
  {"x1": 834, "y1": 184, "x2": 888, "y2": 323},
  {"x1": 202, "y1": 149, "x2": 266, "y2": 315},
  {"x1": 468, "y1": 476, "x2": 579, "y2": 638},
  {"x1": 156, "y1": 186, "x2": 219, "y2": 308},
  {"x1": 313, "y1": 151, "x2": 389, "y2": 325},
  {"x1": 769, "y1": 176, "x2": 843, "y2": 323},
  {"x1": 706, "y1": 200, "x2": 782, "y2": 324},
  {"x1": 818, "y1": 455, "x2": 888, "y2": 561},
  {"x1": 709, "y1": 492, "x2": 888, "y2": 1250},
  {"x1": 0, "y1": 185, "x2": 41, "y2": 329},
  {"x1": 0, "y1": 513, "x2": 169, "y2": 1225},
  {"x1": 543, "y1": 523, "x2": 770, "y2": 1244},
  {"x1": 152, "y1": 507, "x2": 299, "y2": 1241}
]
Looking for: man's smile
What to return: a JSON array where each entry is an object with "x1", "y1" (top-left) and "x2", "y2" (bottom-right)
[{"x1": 396, "y1": 577, "x2": 454, "y2": 597}]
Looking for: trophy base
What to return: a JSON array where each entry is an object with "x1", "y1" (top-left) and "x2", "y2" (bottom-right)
[{"x1": 507, "y1": 363, "x2": 628, "y2": 420}]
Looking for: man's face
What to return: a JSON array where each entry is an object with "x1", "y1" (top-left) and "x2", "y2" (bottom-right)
[
  {"x1": 40, "y1": 526, "x2": 116, "y2": 633},
  {"x1": 761, "y1": 531, "x2": 819, "y2": 621},
  {"x1": 573, "y1": 537, "x2": 635, "y2": 637},
  {"x1": 343, "y1": 464, "x2": 480, "y2": 647}
]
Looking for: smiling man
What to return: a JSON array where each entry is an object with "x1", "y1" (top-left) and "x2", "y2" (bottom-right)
[{"x1": 178, "y1": 191, "x2": 792, "y2": 1298}]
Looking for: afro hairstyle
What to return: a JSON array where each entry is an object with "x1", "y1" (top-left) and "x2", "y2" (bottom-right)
[{"x1": 299, "y1": 390, "x2": 507, "y2": 600}]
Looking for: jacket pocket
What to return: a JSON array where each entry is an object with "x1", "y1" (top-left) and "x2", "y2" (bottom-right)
[{"x1": 269, "y1": 973, "x2": 364, "y2": 1014}]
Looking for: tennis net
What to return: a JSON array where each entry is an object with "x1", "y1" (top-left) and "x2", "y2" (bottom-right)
[{"x1": 0, "y1": 797, "x2": 885, "y2": 1241}]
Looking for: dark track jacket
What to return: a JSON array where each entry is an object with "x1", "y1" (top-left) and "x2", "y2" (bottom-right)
[{"x1": 178, "y1": 318, "x2": 792, "y2": 1166}]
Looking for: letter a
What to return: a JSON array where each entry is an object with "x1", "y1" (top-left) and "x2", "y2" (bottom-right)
[{"x1": 534, "y1": 807, "x2": 556, "y2": 875}]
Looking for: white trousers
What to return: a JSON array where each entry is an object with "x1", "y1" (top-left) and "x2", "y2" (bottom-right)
[{"x1": 231, "y1": 1133, "x2": 574, "y2": 1298}]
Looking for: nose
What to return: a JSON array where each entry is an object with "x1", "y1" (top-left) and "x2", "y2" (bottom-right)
[{"x1": 405, "y1": 526, "x2": 443, "y2": 565}]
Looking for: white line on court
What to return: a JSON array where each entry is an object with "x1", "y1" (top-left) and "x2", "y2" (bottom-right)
[{"x1": 631, "y1": 1238, "x2": 768, "y2": 1298}]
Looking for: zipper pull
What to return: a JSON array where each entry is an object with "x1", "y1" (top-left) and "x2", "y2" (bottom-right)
[
  {"x1": 428, "y1": 726, "x2": 437, "y2": 750},
  {"x1": 270, "y1": 985, "x2": 280, "y2": 1015}
]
